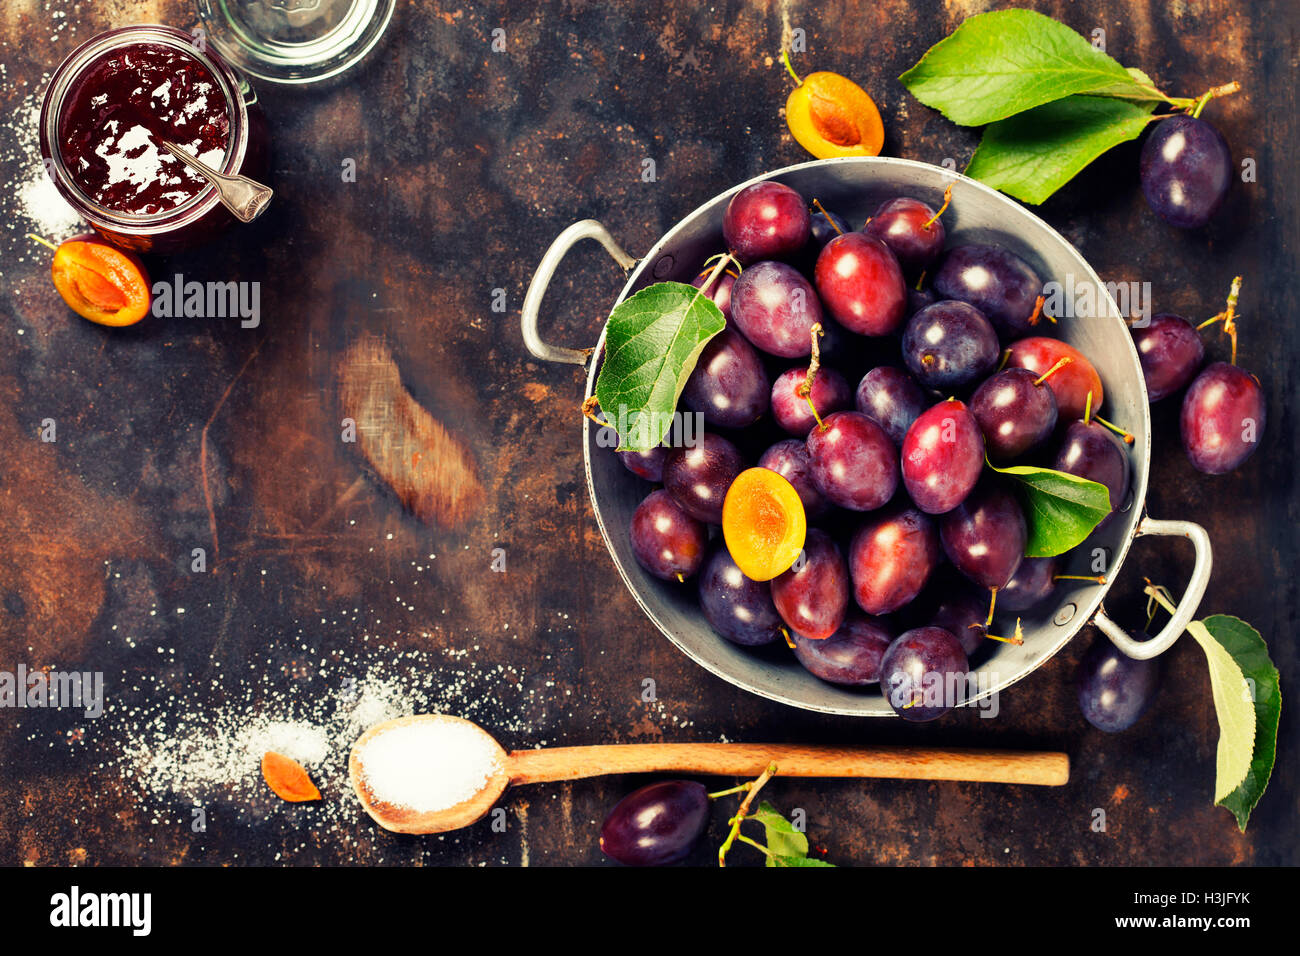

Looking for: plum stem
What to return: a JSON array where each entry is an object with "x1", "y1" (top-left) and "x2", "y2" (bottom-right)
[
  {"x1": 26, "y1": 233, "x2": 59, "y2": 252},
  {"x1": 692, "y1": 252, "x2": 737, "y2": 301},
  {"x1": 1094, "y1": 415, "x2": 1136, "y2": 444},
  {"x1": 921, "y1": 184, "x2": 953, "y2": 231},
  {"x1": 1033, "y1": 355, "x2": 1072, "y2": 386},
  {"x1": 1143, "y1": 581, "x2": 1179, "y2": 618},
  {"x1": 985, "y1": 617, "x2": 1024, "y2": 645},
  {"x1": 811, "y1": 198, "x2": 842, "y2": 235},
  {"x1": 736, "y1": 834, "x2": 776, "y2": 857},
  {"x1": 1083, "y1": 389, "x2": 1095, "y2": 426},
  {"x1": 718, "y1": 762, "x2": 779, "y2": 867},
  {"x1": 698, "y1": 251, "x2": 741, "y2": 281},
  {"x1": 580, "y1": 395, "x2": 604, "y2": 426},
  {"x1": 1190, "y1": 80, "x2": 1241, "y2": 118},
  {"x1": 707, "y1": 782, "x2": 751, "y2": 800},
  {"x1": 1056, "y1": 573, "x2": 1107, "y2": 584},
  {"x1": 1144, "y1": 580, "x2": 1178, "y2": 628},
  {"x1": 797, "y1": 323, "x2": 827, "y2": 430},
  {"x1": 1028, "y1": 294, "x2": 1053, "y2": 326},
  {"x1": 1197, "y1": 275, "x2": 1243, "y2": 365},
  {"x1": 781, "y1": 48, "x2": 802, "y2": 86}
]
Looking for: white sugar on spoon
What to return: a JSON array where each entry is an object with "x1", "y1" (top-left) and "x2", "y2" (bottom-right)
[
  {"x1": 349, "y1": 714, "x2": 1070, "y2": 835},
  {"x1": 350, "y1": 715, "x2": 507, "y2": 831}
]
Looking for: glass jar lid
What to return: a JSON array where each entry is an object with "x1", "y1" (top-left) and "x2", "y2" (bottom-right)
[{"x1": 194, "y1": 0, "x2": 395, "y2": 85}]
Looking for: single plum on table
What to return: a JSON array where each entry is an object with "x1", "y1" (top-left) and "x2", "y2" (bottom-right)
[{"x1": 1180, "y1": 362, "x2": 1266, "y2": 474}]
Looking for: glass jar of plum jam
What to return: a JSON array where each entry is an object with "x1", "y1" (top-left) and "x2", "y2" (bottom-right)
[{"x1": 39, "y1": 25, "x2": 270, "y2": 253}]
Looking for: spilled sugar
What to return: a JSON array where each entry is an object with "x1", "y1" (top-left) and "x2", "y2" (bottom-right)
[
  {"x1": 105, "y1": 637, "x2": 542, "y2": 842},
  {"x1": 2, "y1": 92, "x2": 84, "y2": 257},
  {"x1": 0, "y1": 6, "x2": 84, "y2": 262},
  {"x1": 357, "y1": 720, "x2": 503, "y2": 812}
]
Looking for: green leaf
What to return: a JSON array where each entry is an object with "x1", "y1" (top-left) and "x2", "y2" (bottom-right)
[
  {"x1": 899, "y1": 9, "x2": 1139, "y2": 126},
  {"x1": 1087, "y1": 67, "x2": 1167, "y2": 101},
  {"x1": 769, "y1": 855, "x2": 837, "y2": 867},
  {"x1": 751, "y1": 801, "x2": 809, "y2": 866},
  {"x1": 593, "y1": 281, "x2": 725, "y2": 452},
  {"x1": 965, "y1": 96, "x2": 1158, "y2": 204},
  {"x1": 987, "y1": 464, "x2": 1111, "y2": 557},
  {"x1": 1185, "y1": 615, "x2": 1281, "y2": 831}
]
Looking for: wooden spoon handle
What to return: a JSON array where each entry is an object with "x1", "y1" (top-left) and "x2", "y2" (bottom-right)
[{"x1": 507, "y1": 743, "x2": 1068, "y2": 787}]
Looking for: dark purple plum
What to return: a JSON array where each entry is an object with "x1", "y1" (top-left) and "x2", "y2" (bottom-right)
[
  {"x1": 999, "y1": 556, "x2": 1060, "y2": 612},
  {"x1": 1139, "y1": 115, "x2": 1232, "y2": 229},
  {"x1": 806, "y1": 410, "x2": 899, "y2": 511},
  {"x1": 698, "y1": 544, "x2": 784, "y2": 646},
  {"x1": 1076, "y1": 635, "x2": 1160, "y2": 732},
  {"x1": 771, "y1": 529, "x2": 849, "y2": 640},
  {"x1": 619, "y1": 446, "x2": 668, "y2": 482},
  {"x1": 863, "y1": 197, "x2": 945, "y2": 276},
  {"x1": 848, "y1": 507, "x2": 941, "y2": 616},
  {"x1": 1133, "y1": 313, "x2": 1204, "y2": 401},
  {"x1": 970, "y1": 367, "x2": 1058, "y2": 461},
  {"x1": 1054, "y1": 420, "x2": 1130, "y2": 515},
  {"x1": 1180, "y1": 362, "x2": 1266, "y2": 474},
  {"x1": 729, "y1": 261, "x2": 823, "y2": 358},
  {"x1": 932, "y1": 244, "x2": 1043, "y2": 340},
  {"x1": 758, "y1": 438, "x2": 829, "y2": 517},
  {"x1": 770, "y1": 366, "x2": 852, "y2": 437},
  {"x1": 691, "y1": 269, "x2": 737, "y2": 320},
  {"x1": 902, "y1": 300, "x2": 1000, "y2": 390},
  {"x1": 880, "y1": 626, "x2": 969, "y2": 721},
  {"x1": 855, "y1": 366, "x2": 927, "y2": 447},
  {"x1": 681, "y1": 328, "x2": 770, "y2": 429},
  {"x1": 901, "y1": 399, "x2": 984, "y2": 514},
  {"x1": 663, "y1": 432, "x2": 744, "y2": 524},
  {"x1": 929, "y1": 583, "x2": 989, "y2": 656},
  {"x1": 599, "y1": 780, "x2": 710, "y2": 866},
  {"x1": 792, "y1": 614, "x2": 894, "y2": 687},
  {"x1": 810, "y1": 208, "x2": 852, "y2": 246},
  {"x1": 908, "y1": 287, "x2": 936, "y2": 316},
  {"x1": 723, "y1": 181, "x2": 810, "y2": 262},
  {"x1": 939, "y1": 483, "x2": 1026, "y2": 591},
  {"x1": 629, "y1": 490, "x2": 708, "y2": 581}
]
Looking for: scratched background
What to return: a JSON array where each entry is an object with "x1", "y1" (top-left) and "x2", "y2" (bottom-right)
[{"x1": 0, "y1": 0, "x2": 1295, "y2": 866}]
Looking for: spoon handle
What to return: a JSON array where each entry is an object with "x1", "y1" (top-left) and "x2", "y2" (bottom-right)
[
  {"x1": 160, "y1": 140, "x2": 273, "y2": 223},
  {"x1": 506, "y1": 743, "x2": 1068, "y2": 787}
]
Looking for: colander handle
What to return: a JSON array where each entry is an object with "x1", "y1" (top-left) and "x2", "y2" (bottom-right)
[
  {"x1": 521, "y1": 219, "x2": 637, "y2": 366},
  {"x1": 1092, "y1": 517, "x2": 1213, "y2": 660}
]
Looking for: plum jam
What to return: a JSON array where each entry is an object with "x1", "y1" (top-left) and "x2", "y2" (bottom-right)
[
  {"x1": 59, "y1": 43, "x2": 231, "y2": 215},
  {"x1": 40, "y1": 25, "x2": 270, "y2": 253}
]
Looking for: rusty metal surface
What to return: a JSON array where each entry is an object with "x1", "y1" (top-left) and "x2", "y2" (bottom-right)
[{"x1": 0, "y1": 0, "x2": 1294, "y2": 866}]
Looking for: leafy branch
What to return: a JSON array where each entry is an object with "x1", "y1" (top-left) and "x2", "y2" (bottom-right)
[{"x1": 900, "y1": 9, "x2": 1240, "y2": 203}]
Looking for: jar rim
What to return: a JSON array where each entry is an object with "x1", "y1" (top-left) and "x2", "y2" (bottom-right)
[{"x1": 39, "y1": 24, "x2": 249, "y2": 233}]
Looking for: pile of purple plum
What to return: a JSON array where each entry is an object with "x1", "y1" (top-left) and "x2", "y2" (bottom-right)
[{"x1": 612, "y1": 178, "x2": 1261, "y2": 727}]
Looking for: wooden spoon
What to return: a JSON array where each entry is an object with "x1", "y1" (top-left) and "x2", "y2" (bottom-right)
[{"x1": 349, "y1": 714, "x2": 1069, "y2": 835}]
